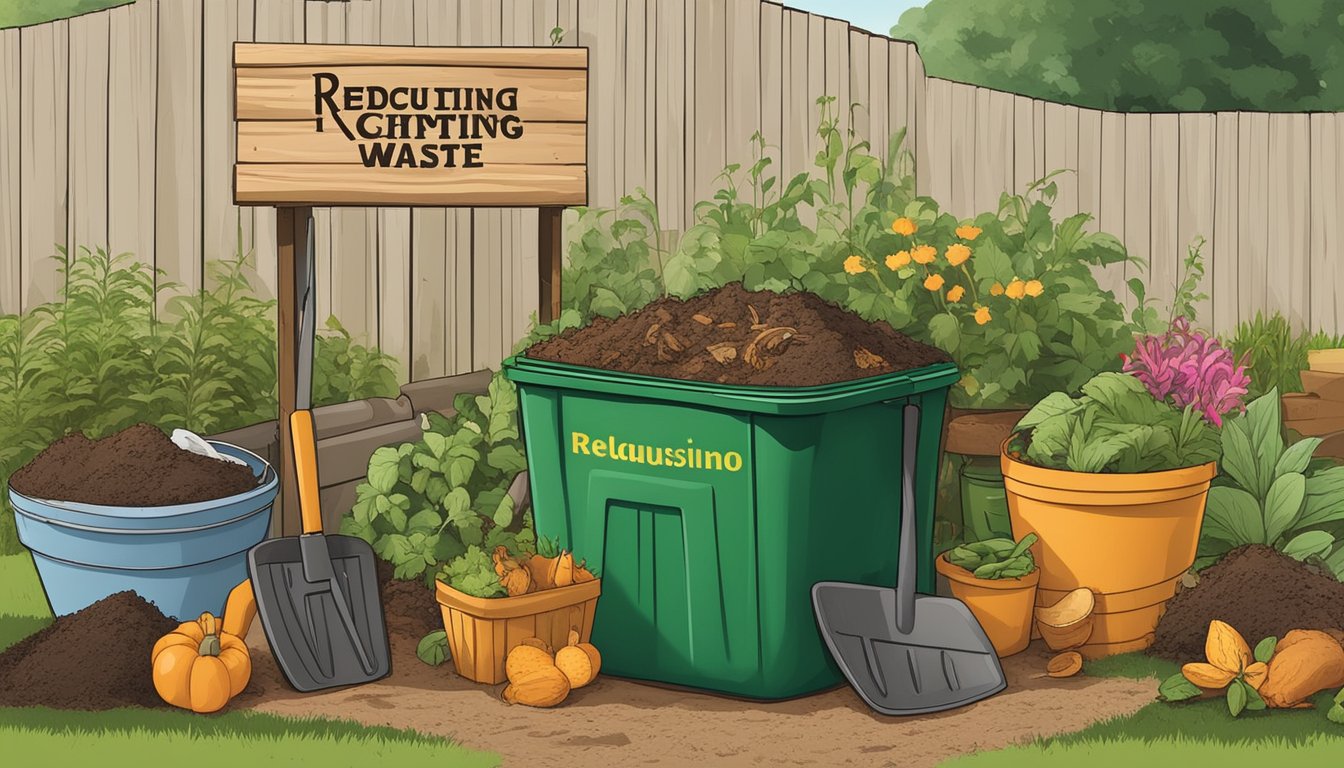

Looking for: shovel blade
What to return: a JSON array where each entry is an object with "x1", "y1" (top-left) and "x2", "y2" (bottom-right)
[
  {"x1": 812, "y1": 582, "x2": 1006, "y2": 715},
  {"x1": 249, "y1": 534, "x2": 391, "y2": 692}
]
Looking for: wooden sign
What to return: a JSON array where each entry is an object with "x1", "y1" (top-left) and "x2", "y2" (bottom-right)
[{"x1": 233, "y1": 43, "x2": 588, "y2": 207}]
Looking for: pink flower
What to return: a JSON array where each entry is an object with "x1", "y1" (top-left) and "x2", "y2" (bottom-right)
[{"x1": 1122, "y1": 318, "x2": 1249, "y2": 426}]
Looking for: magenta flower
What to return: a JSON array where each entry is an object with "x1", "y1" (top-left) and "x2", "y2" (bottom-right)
[{"x1": 1121, "y1": 318, "x2": 1249, "y2": 426}]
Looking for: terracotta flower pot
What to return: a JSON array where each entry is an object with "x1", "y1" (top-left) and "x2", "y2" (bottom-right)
[
  {"x1": 435, "y1": 578, "x2": 601, "y2": 684},
  {"x1": 1001, "y1": 439, "x2": 1216, "y2": 658},
  {"x1": 935, "y1": 553, "x2": 1039, "y2": 657}
]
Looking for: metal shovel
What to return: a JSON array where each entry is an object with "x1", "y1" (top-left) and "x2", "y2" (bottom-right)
[
  {"x1": 247, "y1": 214, "x2": 391, "y2": 692},
  {"x1": 811, "y1": 403, "x2": 1006, "y2": 715}
]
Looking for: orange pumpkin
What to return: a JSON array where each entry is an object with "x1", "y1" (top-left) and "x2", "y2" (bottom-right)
[{"x1": 151, "y1": 611, "x2": 251, "y2": 713}]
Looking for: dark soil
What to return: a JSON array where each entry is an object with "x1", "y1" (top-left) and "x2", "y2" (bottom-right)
[
  {"x1": 1150, "y1": 545, "x2": 1344, "y2": 661},
  {"x1": 376, "y1": 558, "x2": 441, "y2": 642},
  {"x1": 10, "y1": 423, "x2": 260, "y2": 506},
  {"x1": 524, "y1": 283, "x2": 951, "y2": 386},
  {"x1": 0, "y1": 591, "x2": 178, "y2": 710}
]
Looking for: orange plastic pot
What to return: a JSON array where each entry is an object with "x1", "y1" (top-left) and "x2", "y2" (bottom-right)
[
  {"x1": 935, "y1": 553, "x2": 1039, "y2": 657},
  {"x1": 1001, "y1": 439, "x2": 1216, "y2": 658}
]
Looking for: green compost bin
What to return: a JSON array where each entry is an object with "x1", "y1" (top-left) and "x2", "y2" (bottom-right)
[{"x1": 503, "y1": 355, "x2": 960, "y2": 700}]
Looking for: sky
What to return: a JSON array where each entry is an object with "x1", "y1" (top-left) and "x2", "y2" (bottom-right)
[{"x1": 781, "y1": 0, "x2": 929, "y2": 36}]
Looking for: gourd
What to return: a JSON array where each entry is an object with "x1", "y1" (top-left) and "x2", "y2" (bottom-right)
[{"x1": 151, "y1": 612, "x2": 252, "y2": 713}]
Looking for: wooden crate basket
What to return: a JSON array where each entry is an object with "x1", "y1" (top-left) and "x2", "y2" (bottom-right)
[{"x1": 434, "y1": 578, "x2": 601, "y2": 684}]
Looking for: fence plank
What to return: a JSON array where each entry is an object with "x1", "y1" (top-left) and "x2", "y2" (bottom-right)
[
  {"x1": 19, "y1": 20, "x2": 69, "y2": 309},
  {"x1": 580, "y1": 0, "x2": 622, "y2": 207},
  {"x1": 1238, "y1": 112, "x2": 1270, "y2": 320},
  {"x1": 376, "y1": 0, "x2": 415, "y2": 382},
  {"x1": 203, "y1": 0, "x2": 241, "y2": 281},
  {"x1": 68, "y1": 11, "x2": 110, "y2": 254},
  {"x1": 1310, "y1": 114, "x2": 1342, "y2": 336},
  {"x1": 976, "y1": 89, "x2": 1012, "y2": 212},
  {"x1": 921, "y1": 79, "x2": 952, "y2": 204},
  {"x1": 155, "y1": 1, "x2": 203, "y2": 305},
  {"x1": 624, "y1": 0, "x2": 653, "y2": 195},
  {"x1": 848, "y1": 28, "x2": 869, "y2": 153},
  {"x1": 1076, "y1": 108, "x2": 1102, "y2": 232},
  {"x1": 947, "y1": 82, "x2": 976, "y2": 216},
  {"x1": 1177, "y1": 114, "x2": 1215, "y2": 327},
  {"x1": 1123, "y1": 114, "x2": 1150, "y2": 292},
  {"x1": 1212, "y1": 112, "x2": 1240, "y2": 334},
  {"x1": 824, "y1": 18, "x2": 848, "y2": 143},
  {"x1": 759, "y1": 2, "x2": 783, "y2": 178},
  {"x1": 1012, "y1": 94, "x2": 1035, "y2": 197},
  {"x1": 305, "y1": 0, "x2": 340, "y2": 319},
  {"x1": 690, "y1": 0, "x2": 726, "y2": 210},
  {"x1": 1148, "y1": 113, "x2": 1179, "y2": 315},
  {"x1": 0, "y1": 29, "x2": 20, "y2": 314},
  {"x1": 654, "y1": 0, "x2": 686, "y2": 230},
  {"x1": 906, "y1": 44, "x2": 924, "y2": 183},
  {"x1": 866, "y1": 32, "x2": 887, "y2": 163},
  {"x1": 1269, "y1": 114, "x2": 1310, "y2": 329},
  {"x1": 107, "y1": 1, "x2": 156, "y2": 284},
  {"x1": 409, "y1": 0, "x2": 452, "y2": 380},
  {"x1": 728, "y1": 0, "x2": 761, "y2": 160}
]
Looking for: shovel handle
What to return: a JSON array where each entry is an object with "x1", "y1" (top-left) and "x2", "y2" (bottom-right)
[
  {"x1": 222, "y1": 578, "x2": 257, "y2": 638},
  {"x1": 290, "y1": 409, "x2": 324, "y2": 535}
]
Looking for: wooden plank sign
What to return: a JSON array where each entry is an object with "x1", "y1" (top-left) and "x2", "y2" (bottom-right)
[{"x1": 233, "y1": 43, "x2": 588, "y2": 207}]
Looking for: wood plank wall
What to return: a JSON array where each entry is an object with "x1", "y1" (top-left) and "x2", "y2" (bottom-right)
[{"x1": 1, "y1": 0, "x2": 1340, "y2": 383}]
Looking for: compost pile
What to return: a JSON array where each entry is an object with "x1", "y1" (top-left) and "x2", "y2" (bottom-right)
[
  {"x1": 9, "y1": 423, "x2": 258, "y2": 506},
  {"x1": 524, "y1": 283, "x2": 950, "y2": 386},
  {"x1": 0, "y1": 591, "x2": 177, "y2": 710},
  {"x1": 1151, "y1": 545, "x2": 1344, "y2": 661}
]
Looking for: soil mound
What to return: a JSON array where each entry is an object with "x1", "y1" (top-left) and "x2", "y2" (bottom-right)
[
  {"x1": 1151, "y1": 545, "x2": 1344, "y2": 661},
  {"x1": 524, "y1": 283, "x2": 950, "y2": 386},
  {"x1": 10, "y1": 423, "x2": 259, "y2": 506},
  {"x1": 377, "y1": 559, "x2": 441, "y2": 642},
  {"x1": 0, "y1": 591, "x2": 178, "y2": 710}
]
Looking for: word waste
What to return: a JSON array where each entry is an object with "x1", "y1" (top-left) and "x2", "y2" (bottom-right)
[{"x1": 313, "y1": 73, "x2": 526, "y2": 169}]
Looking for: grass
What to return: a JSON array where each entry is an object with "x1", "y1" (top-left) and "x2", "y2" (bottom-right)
[
  {"x1": 0, "y1": 708, "x2": 499, "y2": 765},
  {"x1": 0, "y1": 553, "x2": 498, "y2": 765},
  {"x1": 0, "y1": 0, "x2": 132, "y2": 29},
  {"x1": 940, "y1": 652, "x2": 1344, "y2": 765}
]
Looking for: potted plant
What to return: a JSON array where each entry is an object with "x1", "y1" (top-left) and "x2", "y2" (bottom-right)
[
  {"x1": 434, "y1": 536, "x2": 601, "y2": 685},
  {"x1": 935, "y1": 532, "x2": 1040, "y2": 657},
  {"x1": 1001, "y1": 318, "x2": 1249, "y2": 657}
]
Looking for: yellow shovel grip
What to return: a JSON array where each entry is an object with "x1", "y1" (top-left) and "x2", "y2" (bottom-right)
[{"x1": 290, "y1": 409, "x2": 324, "y2": 535}]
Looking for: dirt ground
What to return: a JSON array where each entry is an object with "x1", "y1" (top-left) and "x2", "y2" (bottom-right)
[{"x1": 237, "y1": 626, "x2": 1156, "y2": 767}]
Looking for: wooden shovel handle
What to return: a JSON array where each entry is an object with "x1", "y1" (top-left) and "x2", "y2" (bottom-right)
[
  {"x1": 222, "y1": 579, "x2": 257, "y2": 638},
  {"x1": 290, "y1": 409, "x2": 324, "y2": 535}
]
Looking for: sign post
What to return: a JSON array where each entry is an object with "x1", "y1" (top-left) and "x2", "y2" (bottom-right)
[{"x1": 233, "y1": 42, "x2": 588, "y2": 534}]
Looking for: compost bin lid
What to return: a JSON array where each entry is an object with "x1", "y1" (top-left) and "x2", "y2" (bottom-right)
[{"x1": 7, "y1": 442, "x2": 278, "y2": 533}]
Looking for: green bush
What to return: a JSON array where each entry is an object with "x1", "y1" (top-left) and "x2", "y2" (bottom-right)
[
  {"x1": 340, "y1": 311, "x2": 583, "y2": 585},
  {"x1": 1197, "y1": 390, "x2": 1344, "y2": 576},
  {"x1": 573, "y1": 97, "x2": 1138, "y2": 409},
  {"x1": 0, "y1": 243, "x2": 398, "y2": 554},
  {"x1": 1224, "y1": 313, "x2": 1344, "y2": 399}
]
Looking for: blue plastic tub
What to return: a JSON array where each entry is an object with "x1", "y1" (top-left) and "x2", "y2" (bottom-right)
[{"x1": 9, "y1": 441, "x2": 277, "y2": 621}]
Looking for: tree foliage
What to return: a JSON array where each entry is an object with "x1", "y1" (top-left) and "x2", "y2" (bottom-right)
[{"x1": 894, "y1": 0, "x2": 1344, "y2": 112}]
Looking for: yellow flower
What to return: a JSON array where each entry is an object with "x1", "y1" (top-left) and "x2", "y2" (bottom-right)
[
  {"x1": 911, "y1": 245, "x2": 937, "y2": 265},
  {"x1": 990, "y1": 282, "x2": 1005, "y2": 296},
  {"x1": 975, "y1": 306, "x2": 992, "y2": 325},
  {"x1": 1025, "y1": 279, "x2": 1044, "y2": 297},
  {"x1": 956, "y1": 224, "x2": 982, "y2": 241},
  {"x1": 946, "y1": 285, "x2": 965, "y2": 302},
  {"x1": 923, "y1": 273, "x2": 945, "y2": 291},
  {"x1": 1005, "y1": 279, "x2": 1026, "y2": 300},
  {"x1": 892, "y1": 217, "x2": 917, "y2": 236},
  {"x1": 843, "y1": 255, "x2": 866, "y2": 275},
  {"x1": 886, "y1": 251, "x2": 911, "y2": 270},
  {"x1": 946, "y1": 243, "x2": 971, "y2": 267}
]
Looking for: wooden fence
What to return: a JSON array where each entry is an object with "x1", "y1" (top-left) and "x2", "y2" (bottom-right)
[{"x1": 1, "y1": 0, "x2": 1341, "y2": 386}]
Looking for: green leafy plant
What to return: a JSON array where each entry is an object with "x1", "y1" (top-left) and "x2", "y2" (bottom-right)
[
  {"x1": 340, "y1": 371, "x2": 530, "y2": 580},
  {"x1": 942, "y1": 533, "x2": 1038, "y2": 579},
  {"x1": 1329, "y1": 687, "x2": 1344, "y2": 724},
  {"x1": 416, "y1": 630, "x2": 449, "y2": 666},
  {"x1": 1128, "y1": 237, "x2": 1209, "y2": 336},
  {"x1": 1011, "y1": 372, "x2": 1221, "y2": 473},
  {"x1": 561, "y1": 191, "x2": 664, "y2": 320},
  {"x1": 1224, "y1": 312, "x2": 1312, "y2": 399},
  {"x1": 0, "y1": 241, "x2": 398, "y2": 555},
  {"x1": 651, "y1": 97, "x2": 1136, "y2": 409},
  {"x1": 1196, "y1": 389, "x2": 1344, "y2": 574}
]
